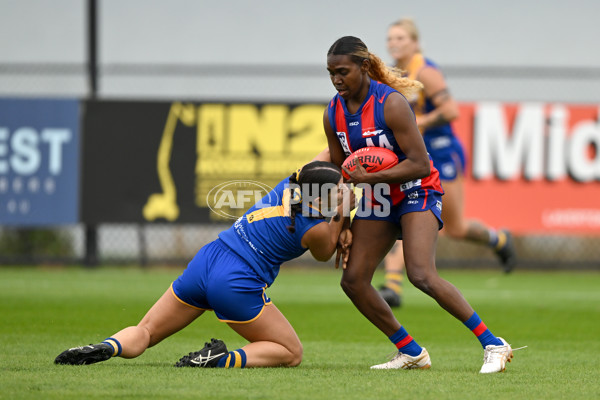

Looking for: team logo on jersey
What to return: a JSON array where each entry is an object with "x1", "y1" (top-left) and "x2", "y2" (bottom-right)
[
  {"x1": 362, "y1": 129, "x2": 383, "y2": 138},
  {"x1": 400, "y1": 179, "x2": 422, "y2": 191},
  {"x1": 336, "y1": 132, "x2": 352, "y2": 156},
  {"x1": 408, "y1": 191, "x2": 419, "y2": 200}
]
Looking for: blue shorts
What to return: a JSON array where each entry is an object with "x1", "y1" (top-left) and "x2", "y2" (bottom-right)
[
  {"x1": 353, "y1": 187, "x2": 444, "y2": 240},
  {"x1": 171, "y1": 239, "x2": 272, "y2": 323},
  {"x1": 426, "y1": 135, "x2": 466, "y2": 181}
]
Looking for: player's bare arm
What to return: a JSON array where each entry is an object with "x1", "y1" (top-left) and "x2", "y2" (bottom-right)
[
  {"x1": 415, "y1": 67, "x2": 459, "y2": 130},
  {"x1": 302, "y1": 212, "x2": 347, "y2": 262},
  {"x1": 302, "y1": 181, "x2": 354, "y2": 262},
  {"x1": 323, "y1": 109, "x2": 346, "y2": 167}
]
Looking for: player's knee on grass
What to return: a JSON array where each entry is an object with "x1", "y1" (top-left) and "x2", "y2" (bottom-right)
[{"x1": 287, "y1": 342, "x2": 303, "y2": 367}]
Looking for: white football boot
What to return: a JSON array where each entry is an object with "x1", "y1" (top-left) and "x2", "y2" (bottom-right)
[
  {"x1": 479, "y1": 337, "x2": 513, "y2": 373},
  {"x1": 370, "y1": 348, "x2": 431, "y2": 370}
]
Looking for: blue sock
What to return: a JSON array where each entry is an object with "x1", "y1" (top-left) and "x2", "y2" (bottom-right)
[
  {"x1": 102, "y1": 337, "x2": 122, "y2": 357},
  {"x1": 389, "y1": 326, "x2": 422, "y2": 357},
  {"x1": 464, "y1": 312, "x2": 503, "y2": 348},
  {"x1": 216, "y1": 349, "x2": 247, "y2": 368}
]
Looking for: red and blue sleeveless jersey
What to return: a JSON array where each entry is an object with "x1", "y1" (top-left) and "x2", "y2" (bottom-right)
[{"x1": 327, "y1": 80, "x2": 443, "y2": 205}]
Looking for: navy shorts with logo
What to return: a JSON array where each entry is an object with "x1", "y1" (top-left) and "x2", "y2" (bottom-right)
[
  {"x1": 353, "y1": 186, "x2": 444, "y2": 239},
  {"x1": 171, "y1": 239, "x2": 271, "y2": 323},
  {"x1": 426, "y1": 135, "x2": 466, "y2": 181}
]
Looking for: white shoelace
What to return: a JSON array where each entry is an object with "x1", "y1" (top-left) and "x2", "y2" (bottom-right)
[
  {"x1": 385, "y1": 350, "x2": 400, "y2": 360},
  {"x1": 483, "y1": 344, "x2": 528, "y2": 363}
]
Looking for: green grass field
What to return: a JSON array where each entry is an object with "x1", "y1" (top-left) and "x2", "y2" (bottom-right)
[{"x1": 0, "y1": 266, "x2": 599, "y2": 400}]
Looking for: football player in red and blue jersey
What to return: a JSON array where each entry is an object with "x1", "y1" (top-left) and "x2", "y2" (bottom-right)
[{"x1": 324, "y1": 36, "x2": 514, "y2": 373}]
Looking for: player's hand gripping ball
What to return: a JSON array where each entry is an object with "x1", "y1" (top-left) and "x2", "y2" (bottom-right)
[{"x1": 341, "y1": 147, "x2": 399, "y2": 180}]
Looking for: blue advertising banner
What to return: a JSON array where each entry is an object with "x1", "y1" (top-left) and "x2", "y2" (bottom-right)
[{"x1": 0, "y1": 98, "x2": 80, "y2": 226}]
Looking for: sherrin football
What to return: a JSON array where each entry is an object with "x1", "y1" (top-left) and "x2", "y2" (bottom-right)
[{"x1": 341, "y1": 147, "x2": 399, "y2": 179}]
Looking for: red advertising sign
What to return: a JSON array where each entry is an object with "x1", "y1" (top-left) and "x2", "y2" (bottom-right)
[{"x1": 454, "y1": 103, "x2": 600, "y2": 234}]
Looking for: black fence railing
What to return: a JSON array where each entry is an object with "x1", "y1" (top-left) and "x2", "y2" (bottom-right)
[{"x1": 1, "y1": 225, "x2": 599, "y2": 270}]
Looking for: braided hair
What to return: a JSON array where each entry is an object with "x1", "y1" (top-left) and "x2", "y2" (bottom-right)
[
  {"x1": 327, "y1": 36, "x2": 423, "y2": 99},
  {"x1": 287, "y1": 161, "x2": 342, "y2": 234}
]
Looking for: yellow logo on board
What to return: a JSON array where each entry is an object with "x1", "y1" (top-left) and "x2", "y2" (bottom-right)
[{"x1": 143, "y1": 102, "x2": 327, "y2": 222}]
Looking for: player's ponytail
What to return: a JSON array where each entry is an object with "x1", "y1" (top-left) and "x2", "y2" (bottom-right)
[
  {"x1": 287, "y1": 169, "x2": 302, "y2": 234},
  {"x1": 286, "y1": 161, "x2": 342, "y2": 234}
]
